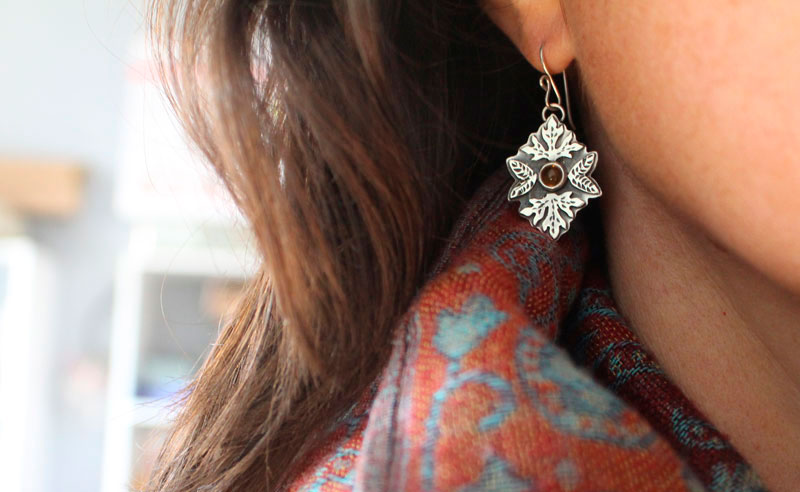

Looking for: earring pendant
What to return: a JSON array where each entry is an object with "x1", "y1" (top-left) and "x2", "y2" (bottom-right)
[
  {"x1": 506, "y1": 47, "x2": 602, "y2": 240},
  {"x1": 506, "y1": 114, "x2": 601, "y2": 240}
]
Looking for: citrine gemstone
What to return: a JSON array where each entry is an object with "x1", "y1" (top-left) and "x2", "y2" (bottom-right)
[{"x1": 540, "y1": 162, "x2": 565, "y2": 189}]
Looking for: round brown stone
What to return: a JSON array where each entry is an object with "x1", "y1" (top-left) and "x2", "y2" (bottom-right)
[{"x1": 540, "y1": 162, "x2": 565, "y2": 190}]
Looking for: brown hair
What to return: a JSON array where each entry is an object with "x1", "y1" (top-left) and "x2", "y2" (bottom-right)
[{"x1": 146, "y1": 0, "x2": 539, "y2": 490}]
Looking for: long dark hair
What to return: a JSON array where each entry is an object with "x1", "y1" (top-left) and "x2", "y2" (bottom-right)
[{"x1": 146, "y1": 0, "x2": 540, "y2": 489}]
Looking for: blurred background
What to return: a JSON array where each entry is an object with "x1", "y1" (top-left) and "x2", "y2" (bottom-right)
[{"x1": 0, "y1": 1, "x2": 255, "y2": 491}]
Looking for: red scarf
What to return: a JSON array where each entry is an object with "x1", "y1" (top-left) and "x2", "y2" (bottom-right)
[{"x1": 289, "y1": 170, "x2": 765, "y2": 491}]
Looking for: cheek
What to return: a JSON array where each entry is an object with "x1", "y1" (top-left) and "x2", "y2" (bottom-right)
[{"x1": 569, "y1": 0, "x2": 800, "y2": 292}]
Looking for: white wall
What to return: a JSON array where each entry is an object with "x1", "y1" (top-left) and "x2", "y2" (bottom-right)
[{"x1": 0, "y1": 1, "x2": 142, "y2": 491}]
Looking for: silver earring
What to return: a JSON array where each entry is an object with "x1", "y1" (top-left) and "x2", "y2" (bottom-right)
[{"x1": 505, "y1": 46, "x2": 602, "y2": 240}]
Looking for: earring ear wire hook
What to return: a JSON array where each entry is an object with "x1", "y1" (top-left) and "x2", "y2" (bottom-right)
[{"x1": 538, "y1": 45, "x2": 575, "y2": 129}]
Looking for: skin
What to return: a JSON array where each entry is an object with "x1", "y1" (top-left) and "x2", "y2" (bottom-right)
[{"x1": 484, "y1": 1, "x2": 800, "y2": 490}]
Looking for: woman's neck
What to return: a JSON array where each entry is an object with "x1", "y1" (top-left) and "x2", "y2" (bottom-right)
[{"x1": 596, "y1": 136, "x2": 800, "y2": 492}]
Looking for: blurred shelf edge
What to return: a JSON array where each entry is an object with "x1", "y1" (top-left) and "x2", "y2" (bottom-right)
[
  {"x1": 101, "y1": 223, "x2": 256, "y2": 492},
  {"x1": 129, "y1": 396, "x2": 178, "y2": 429},
  {"x1": 0, "y1": 157, "x2": 86, "y2": 219},
  {"x1": 0, "y1": 238, "x2": 55, "y2": 492}
]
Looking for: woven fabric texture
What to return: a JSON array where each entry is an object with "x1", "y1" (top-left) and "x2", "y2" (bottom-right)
[{"x1": 288, "y1": 170, "x2": 765, "y2": 492}]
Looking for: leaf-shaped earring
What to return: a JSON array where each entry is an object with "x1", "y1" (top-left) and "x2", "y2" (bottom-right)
[{"x1": 506, "y1": 46, "x2": 602, "y2": 240}]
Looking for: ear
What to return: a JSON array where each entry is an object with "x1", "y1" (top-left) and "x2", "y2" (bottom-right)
[{"x1": 482, "y1": 0, "x2": 574, "y2": 74}]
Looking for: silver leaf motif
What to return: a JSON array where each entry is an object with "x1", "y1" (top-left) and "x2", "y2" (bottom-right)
[
  {"x1": 505, "y1": 115, "x2": 602, "y2": 240},
  {"x1": 521, "y1": 114, "x2": 584, "y2": 162},
  {"x1": 567, "y1": 153, "x2": 601, "y2": 196},
  {"x1": 507, "y1": 160, "x2": 537, "y2": 199},
  {"x1": 541, "y1": 115, "x2": 564, "y2": 151},
  {"x1": 520, "y1": 192, "x2": 585, "y2": 239}
]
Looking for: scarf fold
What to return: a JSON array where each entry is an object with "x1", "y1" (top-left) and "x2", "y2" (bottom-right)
[{"x1": 289, "y1": 169, "x2": 765, "y2": 492}]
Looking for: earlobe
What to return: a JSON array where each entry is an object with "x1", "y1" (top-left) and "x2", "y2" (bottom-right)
[{"x1": 482, "y1": 0, "x2": 575, "y2": 74}]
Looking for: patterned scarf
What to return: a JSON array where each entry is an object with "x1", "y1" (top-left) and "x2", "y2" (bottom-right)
[{"x1": 289, "y1": 169, "x2": 766, "y2": 492}]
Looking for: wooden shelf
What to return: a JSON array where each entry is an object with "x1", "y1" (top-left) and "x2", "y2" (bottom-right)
[{"x1": 0, "y1": 157, "x2": 85, "y2": 218}]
